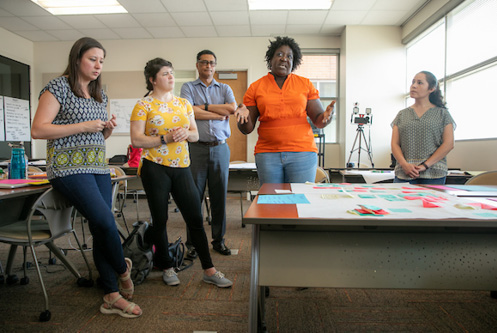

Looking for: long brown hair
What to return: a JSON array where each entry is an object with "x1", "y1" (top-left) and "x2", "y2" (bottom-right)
[{"x1": 62, "y1": 37, "x2": 106, "y2": 103}]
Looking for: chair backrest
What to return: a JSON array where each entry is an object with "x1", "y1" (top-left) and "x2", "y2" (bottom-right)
[
  {"x1": 465, "y1": 171, "x2": 497, "y2": 185},
  {"x1": 315, "y1": 166, "x2": 330, "y2": 183},
  {"x1": 31, "y1": 188, "x2": 75, "y2": 239}
]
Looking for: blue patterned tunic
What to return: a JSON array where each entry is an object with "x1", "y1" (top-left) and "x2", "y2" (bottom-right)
[
  {"x1": 39, "y1": 76, "x2": 109, "y2": 180},
  {"x1": 391, "y1": 106, "x2": 455, "y2": 180}
]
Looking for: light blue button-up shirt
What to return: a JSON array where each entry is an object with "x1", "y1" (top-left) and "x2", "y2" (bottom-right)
[{"x1": 180, "y1": 78, "x2": 236, "y2": 142}]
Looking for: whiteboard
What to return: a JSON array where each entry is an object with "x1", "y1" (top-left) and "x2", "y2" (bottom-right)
[
  {"x1": 4, "y1": 96, "x2": 30, "y2": 141},
  {"x1": 109, "y1": 98, "x2": 140, "y2": 134}
]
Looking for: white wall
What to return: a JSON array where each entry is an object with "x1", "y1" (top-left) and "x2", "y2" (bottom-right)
[{"x1": 342, "y1": 26, "x2": 405, "y2": 168}]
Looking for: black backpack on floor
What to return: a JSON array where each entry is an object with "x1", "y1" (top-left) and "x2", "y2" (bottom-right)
[{"x1": 122, "y1": 221, "x2": 153, "y2": 285}]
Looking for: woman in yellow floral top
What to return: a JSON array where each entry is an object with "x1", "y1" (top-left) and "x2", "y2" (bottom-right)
[{"x1": 130, "y1": 58, "x2": 232, "y2": 288}]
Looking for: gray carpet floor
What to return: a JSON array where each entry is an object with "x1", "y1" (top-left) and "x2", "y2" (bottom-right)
[{"x1": 1, "y1": 193, "x2": 497, "y2": 332}]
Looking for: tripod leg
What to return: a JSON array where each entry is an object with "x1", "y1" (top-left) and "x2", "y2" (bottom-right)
[
  {"x1": 360, "y1": 129, "x2": 374, "y2": 167},
  {"x1": 347, "y1": 128, "x2": 361, "y2": 165}
]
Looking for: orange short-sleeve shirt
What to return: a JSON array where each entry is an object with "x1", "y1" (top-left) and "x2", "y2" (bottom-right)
[{"x1": 243, "y1": 73, "x2": 319, "y2": 154}]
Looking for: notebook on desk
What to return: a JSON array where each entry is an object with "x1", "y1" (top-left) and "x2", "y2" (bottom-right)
[{"x1": 0, "y1": 179, "x2": 50, "y2": 188}]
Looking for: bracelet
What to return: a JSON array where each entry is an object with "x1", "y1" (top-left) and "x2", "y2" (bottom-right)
[
  {"x1": 160, "y1": 135, "x2": 167, "y2": 145},
  {"x1": 204, "y1": 103, "x2": 209, "y2": 111},
  {"x1": 419, "y1": 161, "x2": 429, "y2": 169}
]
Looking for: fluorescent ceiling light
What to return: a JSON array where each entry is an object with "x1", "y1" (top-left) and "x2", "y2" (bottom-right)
[
  {"x1": 31, "y1": 0, "x2": 127, "y2": 15},
  {"x1": 248, "y1": 0, "x2": 332, "y2": 10}
]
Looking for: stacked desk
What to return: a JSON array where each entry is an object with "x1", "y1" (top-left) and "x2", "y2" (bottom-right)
[{"x1": 243, "y1": 183, "x2": 497, "y2": 332}]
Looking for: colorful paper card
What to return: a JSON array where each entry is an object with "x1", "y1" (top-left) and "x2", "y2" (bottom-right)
[{"x1": 257, "y1": 194, "x2": 310, "y2": 204}]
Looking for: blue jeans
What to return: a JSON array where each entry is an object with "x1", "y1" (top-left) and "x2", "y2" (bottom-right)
[
  {"x1": 394, "y1": 176, "x2": 446, "y2": 185},
  {"x1": 140, "y1": 159, "x2": 214, "y2": 270},
  {"x1": 188, "y1": 142, "x2": 230, "y2": 247},
  {"x1": 255, "y1": 152, "x2": 318, "y2": 185},
  {"x1": 50, "y1": 173, "x2": 126, "y2": 295}
]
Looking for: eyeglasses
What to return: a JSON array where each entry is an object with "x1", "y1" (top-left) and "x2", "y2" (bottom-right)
[{"x1": 198, "y1": 60, "x2": 217, "y2": 67}]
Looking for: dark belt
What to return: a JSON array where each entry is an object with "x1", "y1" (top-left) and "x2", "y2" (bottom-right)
[{"x1": 196, "y1": 140, "x2": 226, "y2": 147}]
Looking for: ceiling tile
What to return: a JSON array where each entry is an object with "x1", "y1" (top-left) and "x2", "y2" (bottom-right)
[
  {"x1": 146, "y1": 26, "x2": 185, "y2": 38},
  {"x1": 249, "y1": 11, "x2": 288, "y2": 25},
  {"x1": 216, "y1": 25, "x2": 251, "y2": 37},
  {"x1": 324, "y1": 11, "x2": 367, "y2": 25},
  {"x1": 46, "y1": 29, "x2": 85, "y2": 41},
  {"x1": 58, "y1": 15, "x2": 107, "y2": 29},
  {"x1": 286, "y1": 25, "x2": 322, "y2": 34},
  {"x1": 0, "y1": 0, "x2": 51, "y2": 16},
  {"x1": 0, "y1": 17, "x2": 38, "y2": 31},
  {"x1": 160, "y1": 0, "x2": 207, "y2": 12},
  {"x1": 118, "y1": 0, "x2": 167, "y2": 13},
  {"x1": 372, "y1": 0, "x2": 426, "y2": 11},
  {"x1": 20, "y1": 16, "x2": 71, "y2": 30},
  {"x1": 112, "y1": 27, "x2": 153, "y2": 39},
  {"x1": 204, "y1": 0, "x2": 247, "y2": 11},
  {"x1": 181, "y1": 26, "x2": 218, "y2": 37},
  {"x1": 210, "y1": 11, "x2": 249, "y2": 26},
  {"x1": 362, "y1": 11, "x2": 407, "y2": 25},
  {"x1": 250, "y1": 24, "x2": 286, "y2": 37},
  {"x1": 0, "y1": 8, "x2": 14, "y2": 16},
  {"x1": 132, "y1": 13, "x2": 177, "y2": 27},
  {"x1": 287, "y1": 11, "x2": 329, "y2": 25},
  {"x1": 172, "y1": 12, "x2": 212, "y2": 26},
  {"x1": 331, "y1": 0, "x2": 376, "y2": 11},
  {"x1": 14, "y1": 30, "x2": 58, "y2": 42},
  {"x1": 78, "y1": 28, "x2": 121, "y2": 40},
  {"x1": 94, "y1": 14, "x2": 141, "y2": 28}
]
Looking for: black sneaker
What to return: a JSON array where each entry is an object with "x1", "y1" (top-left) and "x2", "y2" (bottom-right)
[
  {"x1": 186, "y1": 247, "x2": 198, "y2": 259},
  {"x1": 212, "y1": 243, "x2": 231, "y2": 256}
]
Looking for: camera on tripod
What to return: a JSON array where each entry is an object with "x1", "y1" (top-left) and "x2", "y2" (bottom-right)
[{"x1": 350, "y1": 103, "x2": 372, "y2": 125}]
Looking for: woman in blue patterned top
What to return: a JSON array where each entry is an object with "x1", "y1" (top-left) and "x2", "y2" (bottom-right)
[
  {"x1": 31, "y1": 37, "x2": 142, "y2": 318},
  {"x1": 391, "y1": 71, "x2": 455, "y2": 184}
]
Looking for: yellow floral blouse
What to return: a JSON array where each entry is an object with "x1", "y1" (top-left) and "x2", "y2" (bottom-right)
[{"x1": 130, "y1": 95, "x2": 193, "y2": 171}]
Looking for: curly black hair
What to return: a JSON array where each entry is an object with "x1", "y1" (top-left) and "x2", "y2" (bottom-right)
[{"x1": 265, "y1": 36, "x2": 302, "y2": 72}]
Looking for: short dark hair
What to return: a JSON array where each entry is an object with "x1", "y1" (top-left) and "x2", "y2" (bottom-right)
[
  {"x1": 62, "y1": 37, "x2": 106, "y2": 103},
  {"x1": 420, "y1": 71, "x2": 446, "y2": 108},
  {"x1": 143, "y1": 58, "x2": 173, "y2": 95},
  {"x1": 265, "y1": 36, "x2": 302, "y2": 72},
  {"x1": 196, "y1": 50, "x2": 217, "y2": 61}
]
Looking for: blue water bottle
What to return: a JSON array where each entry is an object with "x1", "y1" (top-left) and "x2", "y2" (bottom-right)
[{"x1": 8, "y1": 146, "x2": 27, "y2": 179}]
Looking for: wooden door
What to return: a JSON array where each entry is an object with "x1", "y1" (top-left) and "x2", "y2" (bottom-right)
[{"x1": 214, "y1": 71, "x2": 247, "y2": 162}]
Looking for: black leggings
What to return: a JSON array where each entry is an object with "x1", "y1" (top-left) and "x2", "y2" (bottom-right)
[{"x1": 140, "y1": 159, "x2": 214, "y2": 270}]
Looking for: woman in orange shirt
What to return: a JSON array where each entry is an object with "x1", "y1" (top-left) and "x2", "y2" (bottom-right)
[{"x1": 236, "y1": 36, "x2": 335, "y2": 184}]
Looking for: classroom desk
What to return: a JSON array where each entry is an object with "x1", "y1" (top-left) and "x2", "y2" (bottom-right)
[
  {"x1": 339, "y1": 169, "x2": 473, "y2": 184},
  {"x1": 243, "y1": 183, "x2": 497, "y2": 332}
]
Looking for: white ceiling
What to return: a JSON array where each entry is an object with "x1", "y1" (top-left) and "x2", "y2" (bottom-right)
[{"x1": 0, "y1": 0, "x2": 429, "y2": 42}]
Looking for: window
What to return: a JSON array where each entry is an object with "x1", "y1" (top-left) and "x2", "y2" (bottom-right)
[
  {"x1": 406, "y1": 0, "x2": 497, "y2": 140},
  {"x1": 294, "y1": 52, "x2": 339, "y2": 143}
]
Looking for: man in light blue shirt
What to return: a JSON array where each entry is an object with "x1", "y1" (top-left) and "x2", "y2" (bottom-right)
[{"x1": 180, "y1": 50, "x2": 236, "y2": 257}]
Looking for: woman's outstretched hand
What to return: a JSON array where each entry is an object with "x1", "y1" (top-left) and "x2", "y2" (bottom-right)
[{"x1": 322, "y1": 100, "x2": 335, "y2": 124}]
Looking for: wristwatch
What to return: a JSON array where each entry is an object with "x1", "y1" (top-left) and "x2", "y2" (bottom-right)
[
  {"x1": 204, "y1": 103, "x2": 209, "y2": 111},
  {"x1": 160, "y1": 135, "x2": 167, "y2": 145}
]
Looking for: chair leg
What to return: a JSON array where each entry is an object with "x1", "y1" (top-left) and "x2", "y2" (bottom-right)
[
  {"x1": 5, "y1": 245, "x2": 19, "y2": 285},
  {"x1": 240, "y1": 192, "x2": 246, "y2": 228},
  {"x1": 28, "y1": 243, "x2": 51, "y2": 321},
  {"x1": 45, "y1": 242, "x2": 81, "y2": 278}
]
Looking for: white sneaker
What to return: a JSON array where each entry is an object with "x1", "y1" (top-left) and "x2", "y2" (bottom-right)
[
  {"x1": 163, "y1": 268, "x2": 180, "y2": 286},
  {"x1": 202, "y1": 271, "x2": 233, "y2": 288}
]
